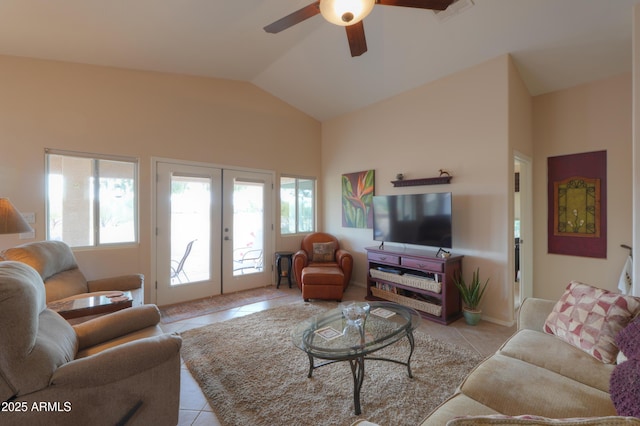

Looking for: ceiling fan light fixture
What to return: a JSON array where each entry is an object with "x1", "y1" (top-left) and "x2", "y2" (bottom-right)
[{"x1": 320, "y1": 0, "x2": 375, "y2": 26}]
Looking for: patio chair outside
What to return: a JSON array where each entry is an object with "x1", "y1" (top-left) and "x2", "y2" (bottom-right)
[
  {"x1": 171, "y1": 239, "x2": 196, "y2": 284},
  {"x1": 233, "y1": 247, "x2": 263, "y2": 275}
]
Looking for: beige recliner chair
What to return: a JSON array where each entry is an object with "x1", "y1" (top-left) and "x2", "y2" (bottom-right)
[
  {"x1": 1, "y1": 240, "x2": 144, "y2": 306},
  {"x1": 0, "y1": 261, "x2": 182, "y2": 426}
]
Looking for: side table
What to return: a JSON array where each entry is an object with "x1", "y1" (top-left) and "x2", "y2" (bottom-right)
[
  {"x1": 275, "y1": 251, "x2": 294, "y2": 288},
  {"x1": 48, "y1": 291, "x2": 133, "y2": 320}
]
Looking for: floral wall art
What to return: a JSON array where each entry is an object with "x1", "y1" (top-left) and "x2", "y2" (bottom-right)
[
  {"x1": 547, "y1": 150, "x2": 607, "y2": 258},
  {"x1": 342, "y1": 170, "x2": 375, "y2": 229}
]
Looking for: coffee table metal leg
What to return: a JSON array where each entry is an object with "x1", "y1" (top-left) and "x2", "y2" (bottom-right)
[
  {"x1": 406, "y1": 329, "x2": 415, "y2": 378},
  {"x1": 348, "y1": 356, "x2": 365, "y2": 415},
  {"x1": 307, "y1": 353, "x2": 314, "y2": 378},
  {"x1": 306, "y1": 353, "x2": 366, "y2": 414}
]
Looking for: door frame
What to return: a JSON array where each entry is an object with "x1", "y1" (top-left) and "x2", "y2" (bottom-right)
[
  {"x1": 514, "y1": 152, "x2": 533, "y2": 305},
  {"x1": 150, "y1": 157, "x2": 276, "y2": 305}
]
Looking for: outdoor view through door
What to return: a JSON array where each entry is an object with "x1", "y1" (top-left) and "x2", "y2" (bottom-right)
[
  {"x1": 170, "y1": 175, "x2": 211, "y2": 285},
  {"x1": 231, "y1": 180, "x2": 264, "y2": 277}
]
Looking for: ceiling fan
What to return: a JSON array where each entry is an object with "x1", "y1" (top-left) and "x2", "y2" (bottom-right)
[{"x1": 264, "y1": 0, "x2": 454, "y2": 57}]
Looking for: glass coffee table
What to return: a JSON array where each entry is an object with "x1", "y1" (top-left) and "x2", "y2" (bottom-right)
[{"x1": 291, "y1": 301, "x2": 420, "y2": 415}]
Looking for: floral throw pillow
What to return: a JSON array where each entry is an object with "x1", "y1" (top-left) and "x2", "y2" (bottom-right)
[
  {"x1": 543, "y1": 281, "x2": 640, "y2": 364},
  {"x1": 312, "y1": 242, "x2": 335, "y2": 262}
]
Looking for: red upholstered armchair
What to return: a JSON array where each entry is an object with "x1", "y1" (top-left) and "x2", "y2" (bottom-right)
[{"x1": 293, "y1": 232, "x2": 353, "y2": 302}]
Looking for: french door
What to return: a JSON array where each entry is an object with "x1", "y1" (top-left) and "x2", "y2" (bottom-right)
[
  {"x1": 156, "y1": 162, "x2": 222, "y2": 305},
  {"x1": 222, "y1": 169, "x2": 273, "y2": 293},
  {"x1": 155, "y1": 161, "x2": 273, "y2": 306}
]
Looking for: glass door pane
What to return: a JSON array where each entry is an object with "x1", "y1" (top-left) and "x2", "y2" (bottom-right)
[
  {"x1": 170, "y1": 175, "x2": 210, "y2": 284},
  {"x1": 232, "y1": 180, "x2": 264, "y2": 277}
]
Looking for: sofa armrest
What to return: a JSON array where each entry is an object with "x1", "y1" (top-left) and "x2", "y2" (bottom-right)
[
  {"x1": 51, "y1": 333, "x2": 182, "y2": 387},
  {"x1": 517, "y1": 297, "x2": 556, "y2": 331},
  {"x1": 87, "y1": 274, "x2": 143, "y2": 292},
  {"x1": 293, "y1": 250, "x2": 308, "y2": 290},
  {"x1": 73, "y1": 304, "x2": 161, "y2": 350},
  {"x1": 336, "y1": 249, "x2": 353, "y2": 287}
]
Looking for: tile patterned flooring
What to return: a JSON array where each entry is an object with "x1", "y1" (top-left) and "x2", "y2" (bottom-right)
[{"x1": 160, "y1": 285, "x2": 516, "y2": 426}]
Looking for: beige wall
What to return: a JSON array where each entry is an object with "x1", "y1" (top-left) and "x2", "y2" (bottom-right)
[
  {"x1": 322, "y1": 55, "x2": 516, "y2": 324},
  {"x1": 0, "y1": 51, "x2": 631, "y2": 317},
  {"x1": 0, "y1": 54, "x2": 321, "y2": 302},
  {"x1": 532, "y1": 73, "x2": 633, "y2": 300},
  {"x1": 508, "y1": 57, "x2": 534, "y2": 160},
  {"x1": 321, "y1": 54, "x2": 631, "y2": 324}
]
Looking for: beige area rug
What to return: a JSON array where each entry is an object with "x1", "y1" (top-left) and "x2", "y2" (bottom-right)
[
  {"x1": 159, "y1": 286, "x2": 288, "y2": 323},
  {"x1": 180, "y1": 302, "x2": 484, "y2": 426}
]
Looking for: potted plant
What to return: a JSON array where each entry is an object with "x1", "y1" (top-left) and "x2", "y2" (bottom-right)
[{"x1": 453, "y1": 267, "x2": 489, "y2": 325}]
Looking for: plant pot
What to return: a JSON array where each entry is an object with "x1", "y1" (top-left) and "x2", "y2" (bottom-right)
[{"x1": 462, "y1": 308, "x2": 481, "y2": 326}]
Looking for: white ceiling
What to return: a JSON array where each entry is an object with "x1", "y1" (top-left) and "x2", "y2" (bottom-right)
[{"x1": 0, "y1": 0, "x2": 637, "y2": 121}]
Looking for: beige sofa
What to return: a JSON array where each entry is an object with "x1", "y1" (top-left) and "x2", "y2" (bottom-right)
[
  {"x1": 420, "y1": 296, "x2": 639, "y2": 425},
  {"x1": 0, "y1": 260, "x2": 182, "y2": 426},
  {"x1": 1, "y1": 240, "x2": 144, "y2": 308}
]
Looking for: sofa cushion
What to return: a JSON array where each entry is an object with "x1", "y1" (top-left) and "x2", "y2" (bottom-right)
[
  {"x1": 420, "y1": 393, "x2": 501, "y2": 426},
  {"x1": 459, "y1": 353, "x2": 616, "y2": 418},
  {"x1": 2, "y1": 240, "x2": 79, "y2": 281},
  {"x1": 498, "y1": 329, "x2": 614, "y2": 392},
  {"x1": 543, "y1": 281, "x2": 640, "y2": 364},
  {"x1": 446, "y1": 415, "x2": 640, "y2": 425},
  {"x1": 42, "y1": 268, "x2": 89, "y2": 303},
  {"x1": 2, "y1": 240, "x2": 89, "y2": 302},
  {"x1": 615, "y1": 315, "x2": 640, "y2": 359},
  {"x1": 312, "y1": 242, "x2": 335, "y2": 262},
  {"x1": 301, "y1": 265, "x2": 344, "y2": 286},
  {"x1": 610, "y1": 358, "x2": 640, "y2": 417}
]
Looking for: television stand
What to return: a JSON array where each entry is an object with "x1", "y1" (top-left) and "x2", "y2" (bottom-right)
[{"x1": 365, "y1": 246, "x2": 463, "y2": 324}]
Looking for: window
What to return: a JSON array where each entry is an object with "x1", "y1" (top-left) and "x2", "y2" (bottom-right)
[
  {"x1": 46, "y1": 149, "x2": 138, "y2": 247},
  {"x1": 280, "y1": 176, "x2": 315, "y2": 235}
]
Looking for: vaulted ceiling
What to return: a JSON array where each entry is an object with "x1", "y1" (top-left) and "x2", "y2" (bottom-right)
[{"x1": 0, "y1": 0, "x2": 637, "y2": 121}]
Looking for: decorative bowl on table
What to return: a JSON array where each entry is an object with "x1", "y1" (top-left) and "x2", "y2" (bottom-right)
[{"x1": 342, "y1": 302, "x2": 370, "y2": 327}]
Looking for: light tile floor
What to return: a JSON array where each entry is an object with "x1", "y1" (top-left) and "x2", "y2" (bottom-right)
[{"x1": 160, "y1": 285, "x2": 517, "y2": 426}]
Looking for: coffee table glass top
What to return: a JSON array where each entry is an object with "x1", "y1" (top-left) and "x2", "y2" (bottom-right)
[{"x1": 291, "y1": 301, "x2": 420, "y2": 360}]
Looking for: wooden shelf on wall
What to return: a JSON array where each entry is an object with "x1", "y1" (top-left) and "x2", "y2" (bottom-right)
[{"x1": 391, "y1": 176, "x2": 452, "y2": 187}]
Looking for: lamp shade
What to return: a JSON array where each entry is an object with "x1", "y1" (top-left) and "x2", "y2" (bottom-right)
[
  {"x1": 320, "y1": 0, "x2": 375, "y2": 26},
  {"x1": 0, "y1": 198, "x2": 33, "y2": 234}
]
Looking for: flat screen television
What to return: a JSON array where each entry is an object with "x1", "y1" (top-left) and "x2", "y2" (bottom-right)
[{"x1": 372, "y1": 192, "x2": 452, "y2": 248}]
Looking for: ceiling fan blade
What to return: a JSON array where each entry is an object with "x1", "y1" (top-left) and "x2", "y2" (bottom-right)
[
  {"x1": 346, "y1": 22, "x2": 367, "y2": 57},
  {"x1": 263, "y1": 1, "x2": 321, "y2": 34},
  {"x1": 376, "y1": 0, "x2": 454, "y2": 11}
]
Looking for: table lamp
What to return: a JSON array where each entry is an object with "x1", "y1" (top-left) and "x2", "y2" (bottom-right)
[{"x1": 0, "y1": 198, "x2": 33, "y2": 234}]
